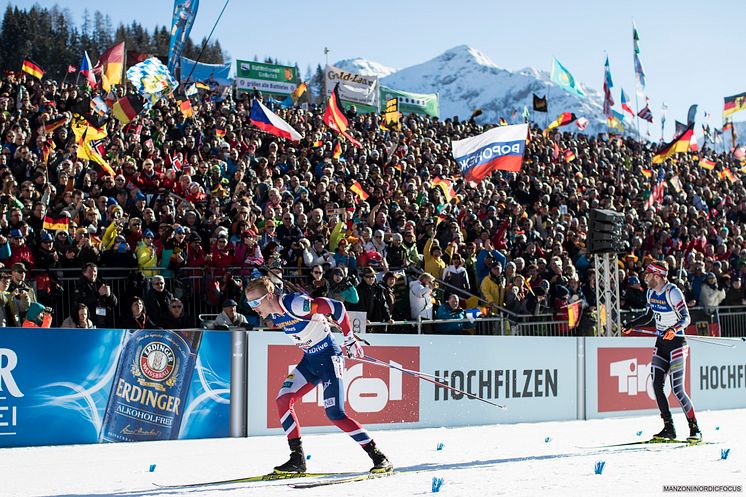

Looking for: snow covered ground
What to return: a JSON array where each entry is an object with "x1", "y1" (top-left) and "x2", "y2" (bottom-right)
[{"x1": 1, "y1": 409, "x2": 743, "y2": 497}]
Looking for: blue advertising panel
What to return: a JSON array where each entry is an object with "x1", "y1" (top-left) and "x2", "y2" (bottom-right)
[
  {"x1": 0, "y1": 328, "x2": 230, "y2": 448},
  {"x1": 168, "y1": 0, "x2": 200, "y2": 71}
]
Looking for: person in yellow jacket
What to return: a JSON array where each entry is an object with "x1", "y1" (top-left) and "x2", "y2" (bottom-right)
[
  {"x1": 136, "y1": 229, "x2": 159, "y2": 277},
  {"x1": 480, "y1": 260, "x2": 507, "y2": 312},
  {"x1": 423, "y1": 238, "x2": 446, "y2": 280}
]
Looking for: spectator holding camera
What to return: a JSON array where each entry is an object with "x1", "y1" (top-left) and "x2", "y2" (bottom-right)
[
  {"x1": 328, "y1": 267, "x2": 359, "y2": 304},
  {"x1": 351, "y1": 267, "x2": 391, "y2": 323},
  {"x1": 73, "y1": 262, "x2": 118, "y2": 328},
  {"x1": 699, "y1": 272, "x2": 725, "y2": 314},
  {"x1": 308, "y1": 264, "x2": 329, "y2": 298},
  {"x1": 409, "y1": 272, "x2": 435, "y2": 320},
  {"x1": 5, "y1": 262, "x2": 36, "y2": 326}
]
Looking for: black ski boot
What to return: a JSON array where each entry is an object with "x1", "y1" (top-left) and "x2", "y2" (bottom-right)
[
  {"x1": 363, "y1": 441, "x2": 393, "y2": 473},
  {"x1": 653, "y1": 419, "x2": 677, "y2": 440},
  {"x1": 274, "y1": 438, "x2": 307, "y2": 473},
  {"x1": 687, "y1": 417, "x2": 702, "y2": 443}
]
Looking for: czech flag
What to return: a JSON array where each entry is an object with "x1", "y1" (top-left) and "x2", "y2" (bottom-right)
[
  {"x1": 81, "y1": 51, "x2": 96, "y2": 88},
  {"x1": 621, "y1": 88, "x2": 635, "y2": 118},
  {"x1": 451, "y1": 123, "x2": 528, "y2": 183},
  {"x1": 249, "y1": 99, "x2": 302, "y2": 141}
]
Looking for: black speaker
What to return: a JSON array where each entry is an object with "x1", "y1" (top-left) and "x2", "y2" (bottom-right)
[{"x1": 588, "y1": 209, "x2": 625, "y2": 253}]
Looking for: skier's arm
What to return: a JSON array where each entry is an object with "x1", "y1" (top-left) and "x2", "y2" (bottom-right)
[
  {"x1": 622, "y1": 307, "x2": 654, "y2": 334},
  {"x1": 666, "y1": 286, "x2": 691, "y2": 336},
  {"x1": 309, "y1": 296, "x2": 352, "y2": 335}
]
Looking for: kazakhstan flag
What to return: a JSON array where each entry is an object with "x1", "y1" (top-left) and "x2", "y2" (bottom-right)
[{"x1": 551, "y1": 58, "x2": 586, "y2": 99}]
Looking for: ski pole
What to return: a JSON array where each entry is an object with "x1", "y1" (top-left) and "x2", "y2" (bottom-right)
[
  {"x1": 360, "y1": 354, "x2": 443, "y2": 380},
  {"x1": 351, "y1": 355, "x2": 507, "y2": 409},
  {"x1": 629, "y1": 329, "x2": 740, "y2": 348}
]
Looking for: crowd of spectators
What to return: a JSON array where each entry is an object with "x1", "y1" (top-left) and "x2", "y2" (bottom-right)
[{"x1": 1, "y1": 70, "x2": 745, "y2": 334}]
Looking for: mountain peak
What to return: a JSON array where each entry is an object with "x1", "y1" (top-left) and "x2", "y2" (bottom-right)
[
  {"x1": 333, "y1": 58, "x2": 397, "y2": 78},
  {"x1": 437, "y1": 45, "x2": 500, "y2": 69}
]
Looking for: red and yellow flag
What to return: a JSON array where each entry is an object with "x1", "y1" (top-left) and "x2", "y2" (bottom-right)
[
  {"x1": 291, "y1": 82, "x2": 308, "y2": 103},
  {"x1": 94, "y1": 42, "x2": 124, "y2": 91},
  {"x1": 652, "y1": 124, "x2": 693, "y2": 164},
  {"x1": 641, "y1": 168, "x2": 652, "y2": 178},
  {"x1": 567, "y1": 300, "x2": 582, "y2": 330},
  {"x1": 22, "y1": 59, "x2": 44, "y2": 79},
  {"x1": 698, "y1": 159, "x2": 715, "y2": 170},
  {"x1": 215, "y1": 128, "x2": 226, "y2": 138},
  {"x1": 332, "y1": 142, "x2": 343, "y2": 160},
  {"x1": 349, "y1": 180, "x2": 369, "y2": 201},
  {"x1": 178, "y1": 99, "x2": 193, "y2": 118},
  {"x1": 323, "y1": 83, "x2": 362, "y2": 147}
]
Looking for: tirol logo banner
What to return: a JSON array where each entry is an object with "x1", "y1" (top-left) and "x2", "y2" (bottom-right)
[
  {"x1": 597, "y1": 347, "x2": 688, "y2": 413},
  {"x1": 266, "y1": 345, "x2": 420, "y2": 427}
]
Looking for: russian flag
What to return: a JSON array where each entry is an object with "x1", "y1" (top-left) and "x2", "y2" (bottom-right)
[
  {"x1": 81, "y1": 51, "x2": 96, "y2": 88},
  {"x1": 250, "y1": 99, "x2": 302, "y2": 142},
  {"x1": 451, "y1": 123, "x2": 528, "y2": 183}
]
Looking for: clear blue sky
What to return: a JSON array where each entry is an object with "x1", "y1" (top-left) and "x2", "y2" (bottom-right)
[{"x1": 9, "y1": 0, "x2": 746, "y2": 139}]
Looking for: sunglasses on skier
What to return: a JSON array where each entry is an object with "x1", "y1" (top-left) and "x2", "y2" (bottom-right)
[{"x1": 247, "y1": 293, "x2": 269, "y2": 309}]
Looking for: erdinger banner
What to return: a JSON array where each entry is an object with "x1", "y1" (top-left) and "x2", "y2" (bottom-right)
[{"x1": 0, "y1": 328, "x2": 230, "y2": 448}]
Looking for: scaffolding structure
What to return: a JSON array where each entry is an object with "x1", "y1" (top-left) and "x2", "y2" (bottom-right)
[{"x1": 593, "y1": 252, "x2": 621, "y2": 336}]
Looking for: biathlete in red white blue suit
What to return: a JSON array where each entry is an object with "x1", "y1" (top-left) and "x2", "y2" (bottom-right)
[
  {"x1": 623, "y1": 261, "x2": 702, "y2": 442},
  {"x1": 244, "y1": 276, "x2": 393, "y2": 474}
]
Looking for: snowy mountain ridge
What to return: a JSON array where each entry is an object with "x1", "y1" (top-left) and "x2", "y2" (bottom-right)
[{"x1": 336, "y1": 45, "x2": 616, "y2": 135}]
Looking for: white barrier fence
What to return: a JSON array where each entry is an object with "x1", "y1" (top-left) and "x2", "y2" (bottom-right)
[{"x1": 245, "y1": 334, "x2": 746, "y2": 436}]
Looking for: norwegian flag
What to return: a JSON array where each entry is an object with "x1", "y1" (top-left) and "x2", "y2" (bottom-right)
[
  {"x1": 67, "y1": 65, "x2": 76, "y2": 73},
  {"x1": 575, "y1": 117, "x2": 589, "y2": 130},
  {"x1": 637, "y1": 104, "x2": 653, "y2": 123}
]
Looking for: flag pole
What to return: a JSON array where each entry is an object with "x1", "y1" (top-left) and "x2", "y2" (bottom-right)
[
  {"x1": 633, "y1": 92, "x2": 641, "y2": 143},
  {"x1": 183, "y1": 0, "x2": 231, "y2": 83},
  {"x1": 545, "y1": 85, "x2": 550, "y2": 128}
]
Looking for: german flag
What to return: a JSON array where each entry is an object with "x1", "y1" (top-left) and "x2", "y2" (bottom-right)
[
  {"x1": 291, "y1": 82, "x2": 308, "y2": 103},
  {"x1": 641, "y1": 168, "x2": 652, "y2": 178},
  {"x1": 112, "y1": 95, "x2": 144, "y2": 125},
  {"x1": 311, "y1": 140, "x2": 323, "y2": 148},
  {"x1": 349, "y1": 180, "x2": 369, "y2": 201},
  {"x1": 323, "y1": 83, "x2": 362, "y2": 147},
  {"x1": 44, "y1": 116, "x2": 67, "y2": 134},
  {"x1": 43, "y1": 216, "x2": 68, "y2": 231},
  {"x1": 698, "y1": 159, "x2": 715, "y2": 170},
  {"x1": 195, "y1": 82, "x2": 210, "y2": 91},
  {"x1": 722, "y1": 167, "x2": 736, "y2": 183},
  {"x1": 215, "y1": 128, "x2": 226, "y2": 138},
  {"x1": 723, "y1": 92, "x2": 746, "y2": 117},
  {"x1": 332, "y1": 142, "x2": 342, "y2": 160},
  {"x1": 563, "y1": 149, "x2": 576, "y2": 163},
  {"x1": 432, "y1": 177, "x2": 457, "y2": 203},
  {"x1": 21, "y1": 59, "x2": 44, "y2": 79},
  {"x1": 545, "y1": 112, "x2": 576, "y2": 135},
  {"x1": 652, "y1": 123, "x2": 693, "y2": 164}
]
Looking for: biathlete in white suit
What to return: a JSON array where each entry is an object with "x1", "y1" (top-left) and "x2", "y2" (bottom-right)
[
  {"x1": 623, "y1": 261, "x2": 702, "y2": 442},
  {"x1": 244, "y1": 276, "x2": 393, "y2": 474}
]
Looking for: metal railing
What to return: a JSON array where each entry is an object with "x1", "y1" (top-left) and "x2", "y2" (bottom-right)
[{"x1": 18, "y1": 266, "x2": 746, "y2": 338}]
